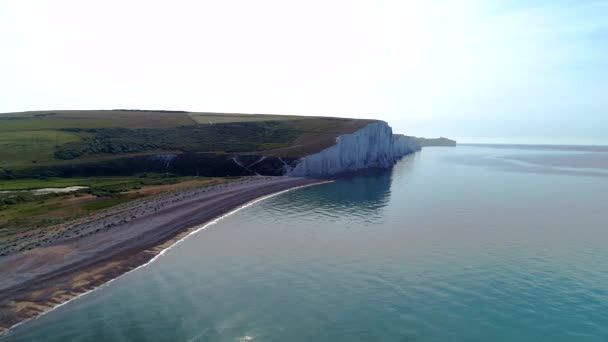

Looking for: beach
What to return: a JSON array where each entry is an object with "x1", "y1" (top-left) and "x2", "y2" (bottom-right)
[{"x1": 0, "y1": 176, "x2": 324, "y2": 333}]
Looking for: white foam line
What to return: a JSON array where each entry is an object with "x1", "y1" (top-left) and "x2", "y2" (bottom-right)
[{"x1": 1, "y1": 180, "x2": 333, "y2": 336}]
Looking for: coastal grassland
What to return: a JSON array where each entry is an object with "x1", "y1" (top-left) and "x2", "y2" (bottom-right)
[
  {"x1": 55, "y1": 118, "x2": 370, "y2": 159},
  {"x1": 414, "y1": 137, "x2": 457, "y2": 147},
  {"x1": 0, "y1": 110, "x2": 309, "y2": 133},
  {"x1": 0, "y1": 175, "x2": 242, "y2": 255},
  {"x1": 0, "y1": 110, "x2": 374, "y2": 179},
  {"x1": 0, "y1": 130, "x2": 84, "y2": 167},
  {"x1": 0, "y1": 110, "x2": 196, "y2": 132},
  {"x1": 188, "y1": 112, "x2": 314, "y2": 124},
  {"x1": 0, "y1": 175, "x2": 182, "y2": 230},
  {"x1": 50, "y1": 117, "x2": 373, "y2": 161},
  {"x1": 52, "y1": 121, "x2": 302, "y2": 160},
  {"x1": 0, "y1": 175, "x2": 187, "y2": 191}
]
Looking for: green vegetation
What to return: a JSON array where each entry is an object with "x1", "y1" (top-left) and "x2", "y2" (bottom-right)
[
  {"x1": 0, "y1": 175, "x2": 241, "y2": 248},
  {"x1": 0, "y1": 110, "x2": 315, "y2": 134},
  {"x1": 188, "y1": 112, "x2": 314, "y2": 124},
  {"x1": 0, "y1": 175, "x2": 179, "y2": 191},
  {"x1": 82, "y1": 196, "x2": 132, "y2": 210},
  {"x1": 53, "y1": 121, "x2": 301, "y2": 160},
  {"x1": 0, "y1": 110, "x2": 196, "y2": 133},
  {"x1": 414, "y1": 137, "x2": 457, "y2": 147},
  {"x1": 0, "y1": 130, "x2": 83, "y2": 167},
  {"x1": 0, "y1": 110, "x2": 372, "y2": 178}
]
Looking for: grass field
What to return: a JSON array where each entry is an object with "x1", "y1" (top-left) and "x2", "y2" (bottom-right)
[
  {"x1": 0, "y1": 175, "x2": 183, "y2": 191},
  {"x1": 52, "y1": 121, "x2": 303, "y2": 160},
  {"x1": 0, "y1": 110, "x2": 373, "y2": 175},
  {"x1": 0, "y1": 130, "x2": 84, "y2": 167},
  {"x1": 0, "y1": 110, "x2": 313, "y2": 133},
  {"x1": 81, "y1": 196, "x2": 133, "y2": 210},
  {"x1": 0, "y1": 110, "x2": 196, "y2": 132},
  {"x1": 188, "y1": 112, "x2": 315, "y2": 124},
  {"x1": 0, "y1": 175, "x2": 241, "y2": 254}
]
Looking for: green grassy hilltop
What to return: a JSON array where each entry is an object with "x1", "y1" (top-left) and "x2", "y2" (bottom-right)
[{"x1": 0, "y1": 110, "x2": 372, "y2": 177}]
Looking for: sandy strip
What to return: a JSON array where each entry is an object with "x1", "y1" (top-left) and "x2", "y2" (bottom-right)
[{"x1": 0, "y1": 176, "x2": 327, "y2": 333}]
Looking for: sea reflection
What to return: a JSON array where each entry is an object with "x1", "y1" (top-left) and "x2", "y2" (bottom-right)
[{"x1": 265, "y1": 169, "x2": 395, "y2": 225}]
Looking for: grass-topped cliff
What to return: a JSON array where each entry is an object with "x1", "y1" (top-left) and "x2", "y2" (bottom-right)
[
  {"x1": 0, "y1": 110, "x2": 373, "y2": 179},
  {"x1": 414, "y1": 137, "x2": 457, "y2": 147},
  {"x1": 0, "y1": 110, "x2": 375, "y2": 252}
]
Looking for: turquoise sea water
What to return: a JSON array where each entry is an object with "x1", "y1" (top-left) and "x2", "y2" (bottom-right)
[{"x1": 3, "y1": 145, "x2": 608, "y2": 341}]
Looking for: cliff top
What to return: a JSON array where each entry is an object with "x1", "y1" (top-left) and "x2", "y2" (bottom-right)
[
  {"x1": 414, "y1": 137, "x2": 457, "y2": 147},
  {"x1": 0, "y1": 110, "x2": 375, "y2": 176}
]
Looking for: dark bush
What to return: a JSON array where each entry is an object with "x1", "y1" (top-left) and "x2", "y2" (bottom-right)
[
  {"x1": 55, "y1": 148, "x2": 84, "y2": 160},
  {"x1": 3, "y1": 198, "x2": 17, "y2": 205}
]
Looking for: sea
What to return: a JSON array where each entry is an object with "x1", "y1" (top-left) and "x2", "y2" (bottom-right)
[{"x1": 2, "y1": 144, "x2": 608, "y2": 342}]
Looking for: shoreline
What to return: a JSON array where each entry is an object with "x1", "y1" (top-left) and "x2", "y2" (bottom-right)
[{"x1": 0, "y1": 177, "x2": 329, "y2": 334}]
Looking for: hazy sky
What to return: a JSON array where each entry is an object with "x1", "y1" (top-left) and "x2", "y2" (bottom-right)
[{"x1": 1, "y1": 0, "x2": 607, "y2": 144}]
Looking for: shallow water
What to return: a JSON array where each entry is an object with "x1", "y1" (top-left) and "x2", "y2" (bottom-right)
[{"x1": 3, "y1": 145, "x2": 608, "y2": 341}]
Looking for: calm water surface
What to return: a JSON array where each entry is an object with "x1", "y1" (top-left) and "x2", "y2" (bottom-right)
[{"x1": 3, "y1": 145, "x2": 608, "y2": 341}]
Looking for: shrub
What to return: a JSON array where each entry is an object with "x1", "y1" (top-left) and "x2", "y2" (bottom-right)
[{"x1": 3, "y1": 198, "x2": 17, "y2": 205}]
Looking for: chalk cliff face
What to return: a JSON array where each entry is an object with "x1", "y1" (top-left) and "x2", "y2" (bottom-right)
[
  {"x1": 20, "y1": 121, "x2": 420, "y2": 179},
  {"x1": 287, "y1": 121, "x2": 420, "y2": 177},
  {"x1": 392, "y1": 134, "x2": 422, "y2": 159}
]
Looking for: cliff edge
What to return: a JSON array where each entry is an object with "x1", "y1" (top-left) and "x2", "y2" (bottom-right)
[
  {"x1": 0, "y1": 110, "x2": 434, "y2": 179},
  {"x1": 288, "y1": 121, "x2": 420, "y2": 177},
  {"x1": 415, "y1": 137, "x2": 457, "y2": 147}
]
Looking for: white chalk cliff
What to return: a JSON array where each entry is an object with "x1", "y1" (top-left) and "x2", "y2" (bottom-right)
[
  {"x1": 287, "y1": 121, "x2": 420, "y2": 177},
  {"x1": 392, "y1": 134, "x2": 421, "y2": 158}
]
